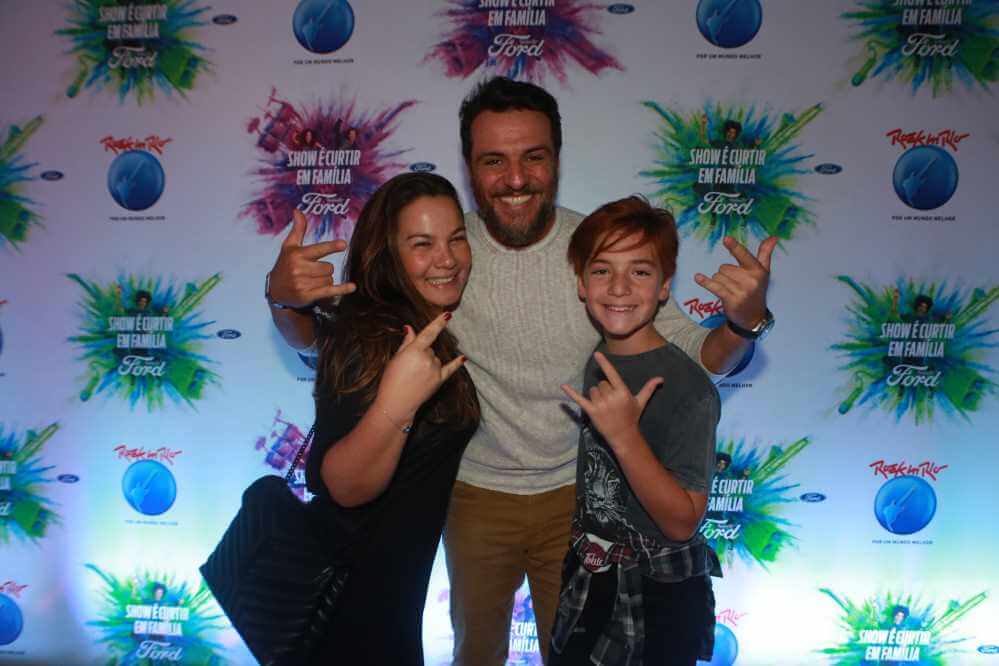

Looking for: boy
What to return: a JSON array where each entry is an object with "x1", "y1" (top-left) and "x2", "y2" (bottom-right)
[{"x1": 551, "y1": 196, "x2": 721, "y2": 665}]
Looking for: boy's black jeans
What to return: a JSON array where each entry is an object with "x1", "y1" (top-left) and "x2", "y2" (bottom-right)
[{"x1": 549, "y1": 549, "x2": 714, "y2": 666}]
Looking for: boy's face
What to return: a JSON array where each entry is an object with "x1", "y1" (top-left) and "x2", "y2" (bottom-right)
[{"x1": 577, "y1": 232, "x2": 671, "y2": 347}]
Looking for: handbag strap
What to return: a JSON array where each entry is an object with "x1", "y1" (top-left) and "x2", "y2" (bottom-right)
[{"x1": 284, "y1": 424, "x2": 316, "y2": 484}]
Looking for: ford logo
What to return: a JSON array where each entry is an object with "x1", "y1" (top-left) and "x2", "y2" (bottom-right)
[
  {"x1": 40, "y1": 170, "x2": 64, "y2": 181},
  {"x1": 800, "y1": 492, "x2": 826, "y2": 503},
  {"x1": 217, "y1": 329, "x2": 242, "y2": 340},
  {"x1": 409, "y1": 162, "x2": 436, "y2": 173},
  {"x1": 212, "y1": 14, "x2": 238, "y2": 25},
  {"x1": 608, "y1": 4, "x2": 635, "y2": 14},
  {"x1": 58, "y1": 474, "x2": 80, "y2": 484},
  {"x1": 814, "y1": 163, "x2": 843, "y2": 175}
]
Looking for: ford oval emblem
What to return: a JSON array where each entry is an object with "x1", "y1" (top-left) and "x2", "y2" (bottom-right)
[{"x1": 814, "y1": 163, "x2": 843, "y2": 175}]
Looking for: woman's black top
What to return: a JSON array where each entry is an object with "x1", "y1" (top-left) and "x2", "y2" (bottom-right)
[{"x1": 305, "y1": 380, "x2": 477, "y2": 665}]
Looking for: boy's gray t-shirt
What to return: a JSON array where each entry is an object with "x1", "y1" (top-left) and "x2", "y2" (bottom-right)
[{"x1": 575, "y1": 341, "x2": 720, "y2": 554}]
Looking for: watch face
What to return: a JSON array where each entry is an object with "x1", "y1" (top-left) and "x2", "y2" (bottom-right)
[{"x1": 755, "y1": 312, "x2": 775, "y2": 340}]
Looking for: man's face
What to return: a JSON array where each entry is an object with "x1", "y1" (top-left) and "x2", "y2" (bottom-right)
[
  {"x1": 915, "y1": 301, "x2": 930, "y2": 316},
  {"x1": 467, "y1": 109, "x2": 558, "y2": 248},
  {"x1": 136, "y1": 296, "x2": 150, "y2": 310},
  {"x1": 725, "y1": 126, "x2": 739, "y2": 142},
  {"x1": 894, "y1": 611, "x2": 906, "y2": 625}
]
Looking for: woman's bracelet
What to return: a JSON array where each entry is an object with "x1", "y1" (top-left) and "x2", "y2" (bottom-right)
[{"x1": 378, "y1": 408, "x2": 413, "y2": 434}]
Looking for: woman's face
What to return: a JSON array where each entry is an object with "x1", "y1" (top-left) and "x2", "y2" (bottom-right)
[{"x1": 395, "y1": 195, "x2": 471, "y2": 311}]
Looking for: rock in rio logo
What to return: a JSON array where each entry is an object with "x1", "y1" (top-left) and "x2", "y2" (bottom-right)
[
  {"x1": 695, "y1": 0, "x2": 763, "y2": 49},
  {"x1": 101, "y1": 135, "x2": 171, "y2": 211},
  {"x1": 832, "y1": 276, "x2": 998, "y2": 423},
  {"x1": 292, "y1": 0, "x2": 355, "y2": 53},
  {"x1": 684, "y1": 295, "x2": 756, "y2": 378},
  {"x1": 424, "y1": 0, "x2": 623, "y2": 84},
  {"x1": 242, "y1": 87, "x2": 416, "y2": 241},
  {"x1": 56, "y1": 0, "x2": 214, "y2": 103},
  {"x1": 67, "y1": 273, "x2": 222, "y2": 410},
  {"x1": 843, "y1": 1, "x2": 999, "y2": 96},
  {"x1": 115, "y1": 445, "x2": 181, "y2": 516},
  {"x1": 869, "y1": 458, "x2": 948, "y2": 535},
  {"x1": 641, "y1": 100, "x2": 822, "y2": 248},
  {"x1": 887, "y1": 128, "x2": 966, "y2": 210},
  {"x1": 0, "y1": 581, "x2": 27, "y2": 647},
  {"x1": 699, "y1": 608, "x2": 743, "y2": 666}
]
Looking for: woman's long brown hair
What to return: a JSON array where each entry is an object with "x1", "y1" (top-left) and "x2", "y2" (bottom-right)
[{"x1": 315, "y1": 172, "x2": 479, "y2": 428}]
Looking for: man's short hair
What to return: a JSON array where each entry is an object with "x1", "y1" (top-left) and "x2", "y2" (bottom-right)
[
  {"x1": 716, "y1": 453, "x2": 732, "y2": 467},
  {"x1": 723, "y1": 120, "x2": 742, "y2": 136},
  {"x1": 567, "y1": 195, "x2": 678, "y2": 281},
  {"x1": 135, "y1": 290, "x2": 152, "y2": 303},
  {"x1": 914, "y1": 295, "x2": 933, "y2": 311},
  {"x1": 459, "y1": 76, "x2": 562, "y2": 162}
]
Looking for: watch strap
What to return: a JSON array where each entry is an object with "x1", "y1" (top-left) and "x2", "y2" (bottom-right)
[{"x1": 726, "y1": 308, "x2": 773, "y2": 340}]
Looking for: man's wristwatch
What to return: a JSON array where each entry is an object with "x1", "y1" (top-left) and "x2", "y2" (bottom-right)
[
  {"x1": 265, "y1": 272, "x2": 310, "y2": 312},
  {"x1": 726, "y1": 308, "x2": 775, "y2": 341}
]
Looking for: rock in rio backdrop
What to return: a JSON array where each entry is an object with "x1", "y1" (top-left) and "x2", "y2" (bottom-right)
[{"x1": 1, "y1": 1, "x2": 996, "y2": 664}]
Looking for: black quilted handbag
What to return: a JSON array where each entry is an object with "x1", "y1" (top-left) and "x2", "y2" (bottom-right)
[{"x1": 200, "y1": 427, "x2": 348, "y2": 665}]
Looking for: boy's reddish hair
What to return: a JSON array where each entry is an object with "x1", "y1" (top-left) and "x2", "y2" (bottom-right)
[{"x1": 568, "y1": 195, "x2": 678, "y2": 279}]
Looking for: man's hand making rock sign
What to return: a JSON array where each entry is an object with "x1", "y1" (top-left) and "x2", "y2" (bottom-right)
[
  {"x1": 695, "y1": 235, "x2": 776, "y2": 332},
  {"x1": 267, "y1": 209, "x2": 358, "y2": 309},
  {"x1": 265, "y1": 210, "x2": 358, "y2": 349}
]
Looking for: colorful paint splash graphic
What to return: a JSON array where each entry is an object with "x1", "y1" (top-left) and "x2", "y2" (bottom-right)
[
  {"x1": 67, "y1": 273, "x2": 222, "y2": 410},
  {"x1": 843, "y1": 1, "x2": 999, "y2": 95},
  {"x1": 641, "y1": 101, "x2": 822, "y2": 248},
  {"x1": 819, "y1": 588, "x2": 987, "y2": 665},
  {"x1": 0, "y1": 116, "x2": 44, "y2": 251},
  {"x1": 508, "y1": 589, "x2": 542, "y2": 665},
  {"x1": 0, "y1": 423, "x2": 59, "y2": 545},
  {"x1": 57, "y1": 0, "x2": 213, "y2": 103},
  {"x1": 702, "y1": 436, "x2": 812, "y2": 570},
  {"x1": 254, "y1": 410, "x2": 312, "y2": 501},
  {"x1": 424, "y1": 0, "x2": 623, "y2": 84},
  {"x1": 242, "y1": 87, "x2": 416, "y2": 241},
  {"x1": 87, "y1": 565, "x2": 225, "y2": 665},
  {"x1": 833, "y1": 277, "x2": 999, "y2": 423}
]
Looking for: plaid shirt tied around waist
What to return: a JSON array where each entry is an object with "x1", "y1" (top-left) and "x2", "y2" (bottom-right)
[{"x1": 551, "y1": 527, "x2": 722, "y2": 665}]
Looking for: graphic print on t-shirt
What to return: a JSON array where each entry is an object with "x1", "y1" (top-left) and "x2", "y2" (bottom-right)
[{"x1": 581, "y1": 426, "x2": 639, "y2": 538}]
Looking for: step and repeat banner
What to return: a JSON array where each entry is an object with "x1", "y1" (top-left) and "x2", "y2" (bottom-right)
[{"x1": 1, "y1": 1, "x2": 998, "y2": 664}]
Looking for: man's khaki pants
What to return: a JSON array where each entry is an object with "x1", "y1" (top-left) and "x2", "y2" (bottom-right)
[{"x1": 444, "y1": 480, "x2": 575, "y2": 666}]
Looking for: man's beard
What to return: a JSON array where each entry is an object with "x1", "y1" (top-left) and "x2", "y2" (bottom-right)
[{"x1": 474, "y1": 184, "x2": 557, "y2": 248}]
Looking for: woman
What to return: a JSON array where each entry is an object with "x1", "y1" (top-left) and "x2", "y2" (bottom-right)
[{"x1": 304, "y1": 172, "x2": 479, "y2": 664}]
